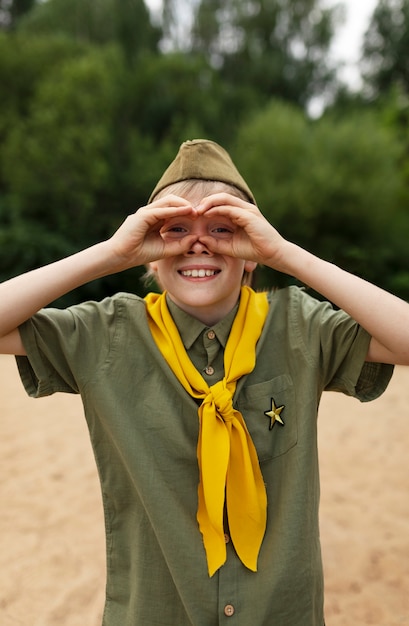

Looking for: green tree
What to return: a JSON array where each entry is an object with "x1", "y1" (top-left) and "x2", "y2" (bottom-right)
[
  {"x1": 18, "y1": 0, "x2": 160, "y2": 61},
  {"x1": 0, "y1": 0, "x2": 36, "y2": 30},
  {"x1": 234, "y1": 101, "x2": 408, "y2": 298},
  {"x1": 1, "y1": 46, "x2": 121, "y2": 234},
  {"x1": 185, "y1": 0, "x2": 343, "y2": 109},
  {"x1": 124, "y1": 52, "x2": 239, "y2": 145},
  {"x1": 0, "y1": 33, "x2": 89, "y2": 142},
  {"x1": 0, "y1": 32, "x2": 245, "y2": 303},
  {"x1": 362, "y1": 0, "x2": 409, "y2": 98},
  {"x1": 0, "y1": 42, "x2": 126, "y2": 305}
]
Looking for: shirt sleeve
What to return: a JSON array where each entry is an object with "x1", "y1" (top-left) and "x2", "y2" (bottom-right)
[
  {"x1": 16, "y1": 296, "x2": 120, "y2": 398},
  {"x1": 288, "y1": 287, "x2": 394, "y2": 402}
]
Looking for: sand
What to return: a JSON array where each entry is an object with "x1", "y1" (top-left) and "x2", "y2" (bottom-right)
[{"x1": 1, "y1": 354, "x2": 408, "y2": 626}]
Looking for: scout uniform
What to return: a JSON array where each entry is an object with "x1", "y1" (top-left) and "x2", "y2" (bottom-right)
[
  {"x1": 15, "y1": 141, "x2": 393, "y2": 625},
  {"x1": 16, "y1": 287, "x2": 392, "y2": 625}
]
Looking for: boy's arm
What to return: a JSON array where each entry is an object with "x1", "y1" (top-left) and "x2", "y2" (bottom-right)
[
  {"x1": 277, "y1": 242, "x2": 409, "y2": 365},
  {"x1": 0, "y1": 197, "x2": 197, "y2": 355},
  {"x1": 0, "y1": 242, "x2": 121, "y2": 355},
  {"x1": 197, "y1": 193, "x2": 409, "y2": 366}
]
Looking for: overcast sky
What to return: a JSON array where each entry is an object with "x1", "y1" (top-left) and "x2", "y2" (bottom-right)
[
  {"x1": 147, "y1": 0, "x2": 378, "y2": 88},
  {"x1": 326, "y1": 0, "x2": 378, "y2": 87}
]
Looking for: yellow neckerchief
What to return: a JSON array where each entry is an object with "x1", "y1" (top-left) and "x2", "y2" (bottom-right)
[{"x1": 144, "y1": 286, "x2": 269, "y2": 576}]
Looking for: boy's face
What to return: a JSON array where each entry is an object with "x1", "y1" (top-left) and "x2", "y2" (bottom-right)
[{"x1": 149, "y1": 192, "x2": 256, "y2": 326}]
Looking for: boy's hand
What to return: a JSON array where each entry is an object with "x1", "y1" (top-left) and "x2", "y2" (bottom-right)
[
  {"x1": 195, "y1": 193, "x2": 289, "y2": 271},
  {"x1": 107, "y1": 196, "x2": 200, "y2": 270}
]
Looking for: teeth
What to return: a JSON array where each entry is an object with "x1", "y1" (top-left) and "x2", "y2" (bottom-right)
[{"x1": 181, "y1": 269, "x2": 218, "y2": 277}]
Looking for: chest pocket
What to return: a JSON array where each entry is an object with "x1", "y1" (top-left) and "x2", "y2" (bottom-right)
[{"x1": 235, "y1": 374, "x2": 297, "y2": 462}]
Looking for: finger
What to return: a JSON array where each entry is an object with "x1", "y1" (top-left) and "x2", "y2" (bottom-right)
[
  {"x1": 197, "y1": 204, "x2": 259, "y2": 230},
  {"x1": 136, "y1": 203, "x2": 197, "y2": 233},
  {"x1": 196, "y1": 192, "x2": 252, "y2": 213},
  {"x1": 135, "y1": 195, "x2": 195, "y2": 220},
  {"x1": 197, "y1": 235, "x2": 238, "y2": 257},
  {"x1": 199, "y1": 228, "x2": 258, "y2": 260},
  {"x1": 159, "y1": 235, "x2": 199, "y2": 258}
]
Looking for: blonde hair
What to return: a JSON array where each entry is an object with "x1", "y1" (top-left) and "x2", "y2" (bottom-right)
[
  {"x1": 153, "y1": 179, "x2": 252, "y2": 204},
  {"x1": 144, "y1": 179, "x2": 255, "y2": 288}
]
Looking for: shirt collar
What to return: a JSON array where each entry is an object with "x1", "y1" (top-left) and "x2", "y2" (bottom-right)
[{"x1": 166, "y1": 295, "x2": 238, "y2": 350}]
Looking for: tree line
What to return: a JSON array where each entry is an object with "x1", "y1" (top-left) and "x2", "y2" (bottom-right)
[{"x1": 0, "y1": 0, "x2": 409, "y2": 304}]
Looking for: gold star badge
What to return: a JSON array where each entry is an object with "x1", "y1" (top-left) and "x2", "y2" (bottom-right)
[{"x1": 264, "y1": 398, "x2": 285, "y2": 430}]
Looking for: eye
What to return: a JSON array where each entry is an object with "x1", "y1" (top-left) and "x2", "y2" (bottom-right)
[
  {"x1": 160, "y1": 224, "x2": 189, "y2": 240},
  {"x1": 209, "y1": 223, "x2": 234, "y2": 238},
  {"x1": 168, "y1": 226, "x2": 186, "y2": 233}
]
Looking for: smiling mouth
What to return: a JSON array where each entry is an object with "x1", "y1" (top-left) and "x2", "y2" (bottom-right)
[{"x1": 179, "y1": 269, "x2": 220, "y2": 278}]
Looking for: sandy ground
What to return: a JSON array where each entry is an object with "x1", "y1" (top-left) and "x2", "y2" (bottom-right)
[{"x1": 0, "y1": 353, "x2": 408, "y2": 626}]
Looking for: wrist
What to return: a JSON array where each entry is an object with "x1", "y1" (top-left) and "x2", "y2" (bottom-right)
[{"x1": 264, "y1": 240, "x2": 303, "y2": 276}]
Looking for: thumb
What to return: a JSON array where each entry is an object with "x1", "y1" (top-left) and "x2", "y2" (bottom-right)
[{"x1": 198, "y1": 236, "x2": 235, "y2": 256}]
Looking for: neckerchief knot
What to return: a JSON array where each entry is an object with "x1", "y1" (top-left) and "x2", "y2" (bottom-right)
[{"x1": 209, "y1": 380, "x2": 235, "y2": 422}]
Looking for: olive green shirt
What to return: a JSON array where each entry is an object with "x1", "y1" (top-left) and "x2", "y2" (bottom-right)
[{"x1": 16, "y1": 287, "x2": 393, "y2": 626}]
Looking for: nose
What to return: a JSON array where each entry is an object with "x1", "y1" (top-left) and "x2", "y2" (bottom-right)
[
  {"x1": 186, "y1": 239, "x2": 212, "y2": 255},
  {"x1": 185, "y1": 221, "x2": 212, "y2": 255}
]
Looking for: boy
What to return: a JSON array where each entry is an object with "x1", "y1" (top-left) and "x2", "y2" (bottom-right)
[{"x1": 0, "y1": 139, "x2": 408, "y2": 625}]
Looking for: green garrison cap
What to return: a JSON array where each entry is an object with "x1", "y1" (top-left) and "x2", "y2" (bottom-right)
[{"x1": 149, "y1": 139, "x2": 256, "y2": 204}]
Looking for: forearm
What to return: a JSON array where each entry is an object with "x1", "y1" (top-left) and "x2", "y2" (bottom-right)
[
  {"x1": 0, "y1": 200, "x2": 200, "y2": 345},
  {"x1": 272, "y1": 242, "x2": 409, "y2": 364},
  {"x1": 0, "y1": 241, "x2": 118, "y2": 339}
]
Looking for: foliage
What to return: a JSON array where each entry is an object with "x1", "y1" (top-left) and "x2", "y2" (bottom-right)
[
  {"x1": 362, "y1": 0, "x2": 409, "y2": 98},
  {"x1": 1, "y1": 45, "x2": 120, "y2": 233},
  {"x1": 0, "y1": 32, "x2": 255, "y2": 304},
  {"x1": 0, "y1": 33, "x2": 89, "y2": 141},
  {"x1": 0, "y1": 0, "x2": 36, "y2": 30},
  {"x1": 121, "y1": 52, "x2": 229, "y2": 144},
  {"x1": 0, "y1": 1, "x2": 409, "y2": 305},
  {"x1": 234, "y1": 101, "x2": 409, "y2": 299},
  {"x1": 164, "y1": 0, "x2": 343, "y2": 109},
  {"x1": 18, "y1": 0, "x2": 160, "y2": 62}
]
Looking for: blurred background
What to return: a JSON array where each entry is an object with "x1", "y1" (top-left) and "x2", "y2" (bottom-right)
[{"x1": 1, "y1": 0, "x2": 409, "y2": 305}]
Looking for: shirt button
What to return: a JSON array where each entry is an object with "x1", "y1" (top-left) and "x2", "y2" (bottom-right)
[
  {"x1": 224, "y1": 604, "x2": 235, "y2": 617},
  {"x1": 205, "y1": 365, "x2": 215, "y2": 376},
  {"x1": 207, "y1": 330, "x2": 216, "y2": 340},
  {"x1": 224, "y1": 533, "x2": 230, "y2": 543}
]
